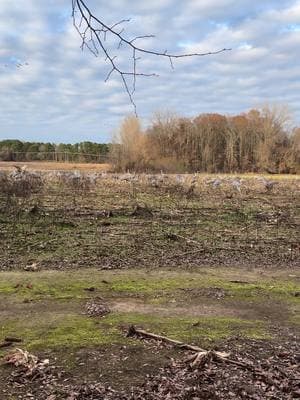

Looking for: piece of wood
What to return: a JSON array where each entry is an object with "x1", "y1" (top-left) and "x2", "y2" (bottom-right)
[
  {"x1": 0, "y1": 342, "x2": 13, "y2": 349},
  {"x1": 127, "y1": 325, "x2": 206, "y2": 352},
  {"x1": 127, "y1": 326, "x2": 235, "y2": 366},
  {"x1": 126, "y1": 325, "x2": 279, "y2": 388},
  {"x1": 4, "y1": 337, "x2": 22, "y2": 343}
]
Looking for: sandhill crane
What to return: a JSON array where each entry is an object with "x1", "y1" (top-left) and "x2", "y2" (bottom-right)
[
  {"x1": 231, "y1": 177, "x2": 242, "y2": 193},
  {"x1": 258, "y1": 177, "x2": 279, "y2": 192},
  {"x1": 207, "y1": 178, "x2": 222, "y2": 189}
]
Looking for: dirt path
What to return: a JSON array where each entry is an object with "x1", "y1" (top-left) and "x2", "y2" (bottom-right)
[{"x1": 0, "y1": 269, "x2": 299, "y2": 399}]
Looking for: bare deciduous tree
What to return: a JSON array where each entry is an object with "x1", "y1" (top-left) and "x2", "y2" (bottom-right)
[
  {"x1": 71, "y1": 0, "x2": 230, "y2": 113},
  {"x1": 111, "y1": 107, "x2": 296, "y2": 173}
]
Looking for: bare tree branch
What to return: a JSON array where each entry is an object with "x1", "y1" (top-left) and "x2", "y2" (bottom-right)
[{"x1": 72, "y1": 0, "x2": 231, "y2": 114}]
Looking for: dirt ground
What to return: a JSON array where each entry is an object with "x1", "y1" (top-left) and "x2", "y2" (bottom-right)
[
  {"x1": 0, "y1": 267, "x2": 299, "y2": 399},
  {"x1": 0, "y1": 170, "x2": 299, "y2": 399}
]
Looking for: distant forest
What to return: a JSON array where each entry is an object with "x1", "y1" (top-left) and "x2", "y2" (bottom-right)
[
  {"x1": 112, "y1": 107, "x2": 300, "y2": 174},
  {"x1": 1, "y1": 106, "x2": 300, "y2": 173},
  {"x1": 0, "y1": 140, "x2": 110, "y2": 163}
]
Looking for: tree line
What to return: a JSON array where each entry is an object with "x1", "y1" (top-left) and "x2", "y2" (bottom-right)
[
  {"x1": 2, "y1": 106, "x2": 299, "y2": 173},
  {"x1": 0, "y1": 140, "x2": 110, "y2": 163},
  {"x1": 111, "y1": 106, "x2": 300, "y2": 174}
]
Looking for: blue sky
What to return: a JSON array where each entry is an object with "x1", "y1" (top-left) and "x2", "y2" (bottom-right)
[{"x1": 0, "y1": 0, "x2": 300, "y2": 143}]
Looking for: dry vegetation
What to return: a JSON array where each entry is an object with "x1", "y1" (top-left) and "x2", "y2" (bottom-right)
[
  {"x1": 111, "y1": 106, "x2": 300, "y2": 174},
  {"x1": 0, "y1": 168, "x2": 299, "y2": 270},
  {"x1": 0, "y1": 161, "x2": 110, "y2": 172},
  {"x1": 0, "y1": 167, "x2": 299, "y2": 399}
]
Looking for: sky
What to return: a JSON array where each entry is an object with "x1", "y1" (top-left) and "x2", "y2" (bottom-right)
[{"x1": 0, "y1": 0, "x2": 300, "y2": 143}]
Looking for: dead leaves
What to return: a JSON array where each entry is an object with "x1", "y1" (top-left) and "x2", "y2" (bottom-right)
[
  {"x1": 85, "y1": 297, "x2": 111, "y2": 317},
  {"x1": 2, "y1": 342, "x2": 299, "y2": 399}
]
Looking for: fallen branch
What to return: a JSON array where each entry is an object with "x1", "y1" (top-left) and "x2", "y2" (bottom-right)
[
  {"x1": 4, "y1": 337, "x2": 22, "y2": 343},
  {"x1": 127, "y1": 325, "x2": 205, "y2": 351},
  {"x1": 126, "y1": 325, "x2": 281, "y2": 388},
  {"x1": 0, "y1": 337, "x2": 22, "y2": 349},
  {"x1": 0, "y1": 341, "x2": 13, "y2": 349},
  {"x1": 127, "y1": 325, "x2": 206, "y2": 353}
]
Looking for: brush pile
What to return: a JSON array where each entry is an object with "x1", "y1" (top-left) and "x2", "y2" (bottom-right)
[
  {"x1": 4, "y1": 348, "x2": 49, "y2": 377},
  {"x1": 85, "y1": 297, "x2": 111, "y2": 317}
]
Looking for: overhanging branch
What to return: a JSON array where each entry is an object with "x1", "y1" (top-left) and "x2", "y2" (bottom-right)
[{"x1": 72, "y1": 0, "x2": 231, "y2": 114}]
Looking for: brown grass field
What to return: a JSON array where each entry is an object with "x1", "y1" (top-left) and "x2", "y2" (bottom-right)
[{"x1": 0, "y1": 160, "x2": 111, "y2": 172}]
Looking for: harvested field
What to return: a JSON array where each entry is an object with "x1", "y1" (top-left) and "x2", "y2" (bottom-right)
[
  {"x1": 0, "y1": 170, "x2": 299, "y2": 270},
  {"x1": 0, "y1": 168, "x2": 299, "y2": 399},
  {"x1": 0, "y1": 161, "x2": 110, "y2": 172}
]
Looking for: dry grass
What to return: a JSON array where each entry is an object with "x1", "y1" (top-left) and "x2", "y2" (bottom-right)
[{"x1": 0, "y1": 161, "x2": 111, "y2": 172}]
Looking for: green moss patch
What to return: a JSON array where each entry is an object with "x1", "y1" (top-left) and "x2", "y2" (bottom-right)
[
  {"x1": 1, "y1": 314, "x2": 123, "y2": 351},
  {"x1": 105, "y1": 313, "x2": 270, "y2": 345},
  {"x1": 0, "y1": 269, "x2": 298, "y2": 304},
  {"x1": 0, "y1": 268, "x2": 297, "y2": 355},
  {"x1": 1, "y1": 311, "x2": 269, "y2": 354}
]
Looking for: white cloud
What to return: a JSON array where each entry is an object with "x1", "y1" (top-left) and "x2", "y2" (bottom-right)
[{"x1": 0, "y1": 0, "x2": 299, "y2": 143}]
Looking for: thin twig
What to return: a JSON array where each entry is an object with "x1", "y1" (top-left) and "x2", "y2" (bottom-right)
[{"x1": 72, "y1": 0, "x2": 231, "y2": 113}]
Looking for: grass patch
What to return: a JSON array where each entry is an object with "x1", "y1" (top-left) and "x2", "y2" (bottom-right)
[
  {"x1": 1, "y1": 268, "x2": 295, "y2": 357},
  {"x1": 1, "y1": 314, "x2": 124, "y2": 351},
  {"x1": 0, "y1": 311, "x2": 269, "y2": 354},
  {"x1": 0, "y1": 269, "x2": 299, "y2": 304},
  {"x1": 105, "y1": 313, "x2": 270, "y2": 345},
  {"x1": 219, "y1": 280, "x2": 300, "y2": 302}
]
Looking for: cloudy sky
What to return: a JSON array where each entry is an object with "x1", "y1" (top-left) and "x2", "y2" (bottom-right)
[{"x1": 0, "y1": 0, "x2": 300, "y2": 143}]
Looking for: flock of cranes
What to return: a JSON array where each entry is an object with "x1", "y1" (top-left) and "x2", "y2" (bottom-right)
[
  {"x1": 1, "y1": 155, "x2": 286, "y2": 195},
  {"x1": 3, "y1": 165, "x2": 282, "y2": 195},
  {"x1": 1, "y1": 62, "x2": 29, "y2": 69}
]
